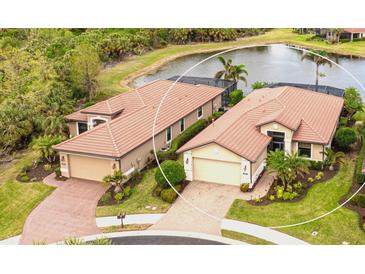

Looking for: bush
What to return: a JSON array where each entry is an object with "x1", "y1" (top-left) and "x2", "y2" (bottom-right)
[
  {"x1": 307, "y1": 177, "x2": 314, "y2": 183},
  {"x1": 19, "y1": 175, "x2": 30, "y2": 182},
  {"x1": 289, "y1": 192, "x2": 299, "y2": 200},
  {"x1": 160, "y1": 188, "x2": 178, "y2": 203},
  {"x1": 282, "y1": 191, "x2": 291, "y2": 201},
  {"x1": 229, "y1": 89, "x2": 244, "y2": 106},
  {"x1": 152, "y1": 185, "x2": 164, "y2": 197},
  {"x1": 114, "y1": 192, "x2": 125, "y2": 203},
  {"x1": 268, "y1": 195, "x2": 275, "y2": 201},
  {"x1": 54, "y1": 166, "x2": 61, "y2": 177},
  {"x1": 293, "y1": 182, "x2": 303, "y2": 191},
  {"x1": 309, "y1": 160, "x2": 323, "y2": 171},
  {"x1": 254, "y1": 197, "x2": 263, "y2": 203},
  {"x1": 101, "y1": 192, "x2": 112, "y2": 204},
  {"x1": 240, "y1": 183, "x2": 250, "y2": 192},
  {"x1": 251, "y1": 81, "x2": 269, "y2": 90},
  {"x1": 43, "y1": 164, "x2": 52, "y2": 172},
  {"x1": 155, "y1": 160, "x2": 186, "y2": 188},
  {"x1": 123, "y1": 186, "x2": 132, "y2": 197},
  {"x1": 339, "y1": 117, "x2": 348, "y2": 127},
  {"x1": 90, "y1": 237, "x2": 112, "y2": 245},
  {"x1": 157, "y1": 119, "x2": 208, "y2": 161},
  {"x1": 64, "y1": 237, "x2": 86, "y2": 245},
  {"x1": 335, "y1": 127, "x2": 357, "y2": 150},
  {"x1": 275, "y1": 186, "x2": 284, "y2": 199},
  {"x1": 356, "y1": 130, "x2": 365, "y2": 184},
  {"x1": 352, "y1": 194, "x2": 365, "y2": 208},
  {"x1": 207, "y1": 111, "x2": 224, "y2": 123}
]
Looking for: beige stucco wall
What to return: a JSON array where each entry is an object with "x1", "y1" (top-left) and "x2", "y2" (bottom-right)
[
  {"x1": 191, "y1": 143, "x2": 242, "y2": 163},
  {"x1": 68, "y1": 122, "x2": 78, "y2": 137},
  {"x1": 251, "y1": 149, "x2": 266, "y2": 175}
]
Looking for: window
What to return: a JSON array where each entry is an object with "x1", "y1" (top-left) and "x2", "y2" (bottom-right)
[
  {"x1": 77, "y1": 122, "x2": 88, "y2": 135},
  {"x1": 166, "y1": 127, "x2": 172, "y2": 143},
  {"x1": 92, "y1": 118, "x2": 107, "y2": 128},
  {"x1": 197, "y1": 106, "x2": 203, "y2": 119},
  {"x1": 180, "y1": 118, "x2": 185, "y2": 132},
  {"x1": 298, "y1": 142, "x2": 311, "y2": 158},
  {"x1": 267, "y1": 131, "x2": 285, "y2": 151}
]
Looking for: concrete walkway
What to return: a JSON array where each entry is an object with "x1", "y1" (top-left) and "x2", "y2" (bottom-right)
[
  {"x1": 20, "y1": 174, "x2": 106, "y2": 244},
  {"x1": 0, "y1": 235, "x2": 21, "y2": 245},
  {"x1": 221, "y1": 219, "x2": 309, "y2": 245}
]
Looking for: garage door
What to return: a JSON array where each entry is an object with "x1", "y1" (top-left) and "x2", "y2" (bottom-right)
[
  {"x1": 193, "y1": 157, "x2": 241, "y2": 186},
  {"x1": 69, "y1": 155, "x2": 111, "y2": 182}
]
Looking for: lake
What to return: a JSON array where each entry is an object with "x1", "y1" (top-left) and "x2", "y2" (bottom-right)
[{"x1": 133, "y1": 44, "x2": 365, "y2": 97}]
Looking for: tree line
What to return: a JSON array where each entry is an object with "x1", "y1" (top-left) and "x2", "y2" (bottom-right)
[{"x1": 0, "y1": 28, "x2": 267, "y2": 156}]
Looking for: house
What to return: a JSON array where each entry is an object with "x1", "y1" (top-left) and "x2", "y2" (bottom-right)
[
  {"x1": 315, "y1": 28, "x2": 365, "y2": 42},
  {"x1": 54, "y1": 80, "x2": 225, "y2": 182},
  {"x1": 177, "y1": 86, "x2": 344, "y2": 188}
]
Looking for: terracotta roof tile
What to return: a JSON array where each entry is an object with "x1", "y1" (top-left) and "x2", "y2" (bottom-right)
[
  {"x1": 54, "y1": 80, "x2": 224, "y2": 157},
  {"x1": 65, "y1": 110, "x2": 88, "y2": 122},
  {"x1": 178, "y1": 86, "x2": 344, "y2": 162}
]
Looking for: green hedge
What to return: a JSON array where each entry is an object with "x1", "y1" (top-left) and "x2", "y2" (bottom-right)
[
  {"x1": 356, "y1": 130, "x2": 365, "y2": 184},
  {"x1": 157, "y1": 118, "x2": 208, "y2": 161}
]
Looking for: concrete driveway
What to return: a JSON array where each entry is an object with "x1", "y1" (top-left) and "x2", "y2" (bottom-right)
[
  {"x1": 20, "y1": 175, "x2": 106, "y2": 244},
  {"x1": 151, "y1": 173, "x2": 274, "y2": 235}
]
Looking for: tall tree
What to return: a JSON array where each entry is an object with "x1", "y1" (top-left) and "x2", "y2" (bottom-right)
[
  {"x1": 214, "y1": 56, "x2": 248, "y2": 85},
  {"x1": 301, "y1": 50, "x2": 333, "y2": 91},
  {"x1": 69, "y1": 44, "x2": 101, "y2": 101},
  {"x1": 343, "y1": 87, "x2": 363, "y2": 120}
]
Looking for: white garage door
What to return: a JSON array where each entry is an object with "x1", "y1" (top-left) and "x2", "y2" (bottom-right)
[
  {"x1": 193, "y1": 157, "x2": 241, "y2": 186},
  {"x1": 69, "y1": 155, "x2": 111, "y2": 182}
]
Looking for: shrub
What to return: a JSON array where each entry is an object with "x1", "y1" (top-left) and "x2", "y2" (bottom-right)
[
  {"x1": 207, "y1": 111, "x2": 224, "y2": 123},
  {"x1": 352, "y1": 194, "x2": 365, "y2": 208},
  {"x1": 282, "y1": 191, "x2": 291, "y2": 201},
  {"x1": 268, "y1": 195, "x2": 275, "y2": 201},
  {"x1": 276, "y1": 186, "x2": 284, "y2": 199},
  {"x1": 152, "y1": 185, "x2": 164, "y2": 197},
  {"x1": 123, "y1": 186, "x2": 132, "y2": 197},
  {"x1": 289, "y1": 192, "x2": 299, "y2": 200},
  {"x1": 101, "y1": 192, "x2": 112, "y2": 204},
  {"x1": 160, "y1": 188, "x2": 178, "y2": 203},
  {"x1": 307, "y1": 177, "x2": 314, "y2": 183},
  {"x1": 114, "y1": 192, "x2": 125, "y2": 203},
  {"x1": 154, "y1": 160, "x2": 186, "y2": 188},
  {"x1": 302, "y1": 182, "x2": 308, "y2": 188},
  {"x1": 293, "y1": 182, "x2": 303, "y2": 191},
  {"x1": 90, "y1": 237, "x2": 112, "y2": 245},
  {"x1": 286, "y1": 185, "x2": 293, "y2": 193},
  {"x1": 254, "y1": 197, "x2": 263, "y2": 203},
  {"x1": 64, "y1": 237, "x2": 86, "y2": 245},
  {"x1": 310, "y1": 160, "x2": 323, "y2": 171},
  {"x1": 54, "y1": 166, "x2": 61, "y2": 177},
  {"x1": 157, "y1": 119, "x2": 208, "y2": 161},
  {"x1": 19, "y1": 175, "x2": 30, "y2": 182},
  {"x1": 229, "y1": 89, "x2": 244, "y2": 106},
  {"x1": 339, "y1": 117, "x2": 348, "y2": 127},
  {"x1": 251, "y1": 81, "x2": 269, "y2": 90},
  {"x1": 43, "y1": 164, "x2": 52, "y2": 172},
  {"x1": 334, "y1": 127, "x2": 357, "y2": 150},
  {"x1": 356, "y1": 130, "x2": 365, "y2": 184},
  {"x1": 240, "y1": 183, "x2": 250, "y2": 192}
]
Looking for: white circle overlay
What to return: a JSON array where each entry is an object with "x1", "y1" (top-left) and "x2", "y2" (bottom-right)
[{"x1": 151, "y1": 44, "x2": 365, "y2": 229}]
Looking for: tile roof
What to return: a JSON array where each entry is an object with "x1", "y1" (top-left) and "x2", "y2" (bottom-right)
[
  {"x1": 344, "y1": 28, "x2": 365, "y2": 33},
  {"x1": 65, "y1": 110, "x2": 88, "y2": 122},
  {"x1": 54, "y1": 80, "x2": 224, "y2": 158},
  {"x1": 177, "y1": 86, "x2": 344, "y2": 162}
]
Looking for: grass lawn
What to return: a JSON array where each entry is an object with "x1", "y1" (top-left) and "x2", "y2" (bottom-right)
[
  {"x1": 0, "y1": 181, "x2": 54, "y2": 240},
  {"x1": 96, "y1": 168, "x2": 170, "y2": 217},
  {"x1": 0, "y1": 150, "x2": 39, "y2": 185},
  {"x1": 100, "y1": 224, "x2": 151, "y2": 233},
  {"x1": 97, "y1": 28, "x2": 365, "y2": 100},
  {"x1": 226, "y1": 158, "x2": 365, "y2": 245},
  {"x1": 221, "y1": 229, "x2": 275, "y2": 245}
]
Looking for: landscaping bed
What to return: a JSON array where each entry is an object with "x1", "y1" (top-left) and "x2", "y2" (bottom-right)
[{"x1": 16, "y1": 160, "x2": 59, "y2": 183}]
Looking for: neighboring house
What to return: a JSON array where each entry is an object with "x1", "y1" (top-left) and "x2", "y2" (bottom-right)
[
  {"x1": 54, "y1": 80, "x2": 224, "y2": 182},
  {"x1": 341, "y1": 28, "x2": 365, "y2": 41},
  {"x1": 177, "y1": 86, "x2": 344, "y2": 189},
  {"x1": 315, "y1": 28, "x2": 365, "y2": 42}
]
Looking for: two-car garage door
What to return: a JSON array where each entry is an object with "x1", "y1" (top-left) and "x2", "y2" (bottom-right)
[
  {"x1": 69, "y1": 155, "x2": 112, "y2": 182},
  {"x1": 193, "y1": 158, "x2": 241, "y2": 186}
]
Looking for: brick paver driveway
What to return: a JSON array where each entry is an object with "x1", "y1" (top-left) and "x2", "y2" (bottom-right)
[
  {"x1": 151, "y1": 172, "x2": 274, "y2": 235},
  {"x1": 20, "y1": 175, "x2": 106, "y2": 244}
]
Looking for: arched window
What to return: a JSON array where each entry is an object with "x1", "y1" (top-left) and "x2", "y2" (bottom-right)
[{"x1": 91, "y1": 117, "x2": 108, "y2": 128}]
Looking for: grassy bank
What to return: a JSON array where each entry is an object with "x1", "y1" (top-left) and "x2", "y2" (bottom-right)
[
  {"x1": 226, "y1": 159, "x2": 365, "y2": 245},
  {"x1": 96, "y1": 168, "x2": 170, "y2": 217},
  {"x1": 221, "y1": 229, "x2": 275, "y2": 245},
  {"x1": 97, "y1": 28, "x2": 365, "y2": 100},
  {"x1": 0, "y1": 181, "x2": 54, "y2": 240}
]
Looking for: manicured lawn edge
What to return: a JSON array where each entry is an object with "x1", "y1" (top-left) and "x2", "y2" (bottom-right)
[
  {"x1": 221, "y1": 229, "x2": 275, "y2": 245},
  {"x1": 226, "y1": 159, "x2": 365, "y2": 244},
  {"x1": 0, "y1": 181, "x2": 55, "y2": 240}
]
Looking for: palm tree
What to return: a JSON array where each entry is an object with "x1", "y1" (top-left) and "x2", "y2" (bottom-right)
[
  {"x1": 214, "y1": 56, "x2": 248, "y2": 85},
  {"x1": 286, "y1": 152, "x2": 310, "y2": 180},
  {"x1": 102, "y1": 170, "x2": 127, "y2": 193},
  {"x1": 32, "y1": 135, "x2": 65, "y2": 163},
  {"x1": 321, "y1": 147, "x2": 345, "y2": 170},
  {"x1": 301, "y1": 50, "x2": 332, "y2": 91},
  {"x1": 266, "y1": 150, "x2": 290, "y2": 189}
]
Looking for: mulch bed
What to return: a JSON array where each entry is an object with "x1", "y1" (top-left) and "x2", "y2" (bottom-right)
[
  {"x1": 16, "y1": 161, "x2": 59, "y2": 183},
  {"x1": 341, "y1": 179, "x2": 365, "y2": 228},
  {"x1": 248, "y1": 167, "x2": 338, "y2": 206}
]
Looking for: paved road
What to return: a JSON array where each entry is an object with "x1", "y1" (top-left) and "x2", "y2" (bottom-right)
[
  {"x1": 20, "y1": 175, "x2": 106, "y2": 244},
  {"x1": 106, "y1": 235, "x2": 226, "y2": 245}
]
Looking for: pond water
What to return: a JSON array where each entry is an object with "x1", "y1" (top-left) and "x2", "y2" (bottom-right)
[{"x1": 133, "y1": 44, "x2": 365, "y2": 97}]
